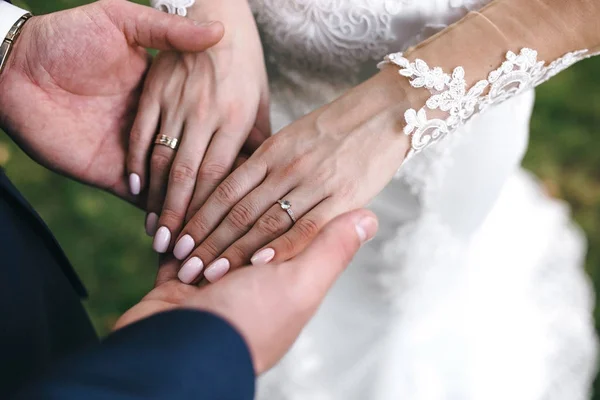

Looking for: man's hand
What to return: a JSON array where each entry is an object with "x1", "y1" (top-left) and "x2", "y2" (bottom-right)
[
  {"x1": 115, "y1": 209, "x2": 378, "y2": 374},
  {"x1": 0, "y1": 0, "x2": 223, "y2": 205}
]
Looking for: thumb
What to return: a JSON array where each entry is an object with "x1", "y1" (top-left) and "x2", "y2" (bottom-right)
[
  {"x1": 288, "y1": 209, "x2": 378, "y2": 296},
  {"x1": 102, "y1": 0, "x2": 224, "y2": 51}
]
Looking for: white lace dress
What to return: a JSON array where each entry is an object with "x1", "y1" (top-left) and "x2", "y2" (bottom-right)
[{"x1": 248, "y1": 1, "x2": 599, "y2": 399}]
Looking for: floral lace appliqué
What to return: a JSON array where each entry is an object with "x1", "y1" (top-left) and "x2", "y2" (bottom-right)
[
  {"x1": 150, "y1": 0, "x2": 195, "y2": 16},
  {"x1": 380, "y1": 48, "x2": 596, "y2": 160}
]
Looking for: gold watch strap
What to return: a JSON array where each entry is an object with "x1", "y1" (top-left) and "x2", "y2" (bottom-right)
[{"x1": 0, "y1": 14, "x2": 32, "y2": 76}]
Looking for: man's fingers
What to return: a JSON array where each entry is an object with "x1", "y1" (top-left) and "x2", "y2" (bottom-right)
[
  {"x1": 104, "y1": 0, "x2": 224, "y2": 52},
  {"x1": 289, "y1": 209, "x2": 378, "y2": 294}
]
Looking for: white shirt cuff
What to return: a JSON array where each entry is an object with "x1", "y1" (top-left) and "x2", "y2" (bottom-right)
[{"x1": 0, "y1": 2, "x2": 29, "y2": 42}]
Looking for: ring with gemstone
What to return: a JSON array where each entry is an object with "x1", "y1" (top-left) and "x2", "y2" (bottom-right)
[{"x1": 277, "y1": 199, "x2": 296, "y2": 223}]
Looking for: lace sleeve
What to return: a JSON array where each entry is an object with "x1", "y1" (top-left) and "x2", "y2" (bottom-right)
[
  {"x1": 378, "y1": 0, "x2": 600, "y2": 160},
  {"x1": 150, "y1": 0, "x2": 195, "y2": 16}
]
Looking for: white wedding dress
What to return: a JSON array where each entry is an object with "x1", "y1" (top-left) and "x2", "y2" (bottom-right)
[{"x1": 246, "y1": 1, "x2": 598, "y2": 399}]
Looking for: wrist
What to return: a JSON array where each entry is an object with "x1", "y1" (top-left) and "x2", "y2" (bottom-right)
[
  {"x1": 187, "y1": 0, "x2": 250, "y2": 18},
  {"x1": 185, "y1": 0, "x2": 263, "y2": 75},
  {"x1": 318, "y1": 66, "x2": 426, "y2": 161},
  {"x1": 0, "y1": 14, "x2": 36, "y2": 133},
  {"x1": 0, "y1": 12, "x2": 32, "y2": 80},
  {"x1": 188, "y1": 0, "x2": 256, "y2": 47}
]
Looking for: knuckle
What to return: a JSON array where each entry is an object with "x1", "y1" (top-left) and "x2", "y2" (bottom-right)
[
  {"x1": 280, "y1": 156, "x2": 306, "y2": 178},
  {"x1": 214, "y1": 178, "x2": 242, "y2": 204},
  {"x1": 255, "y1": 136, "x2": 278, "y2": 157},
  {"x1": 199, "y1": 239, "x2": 220, "y2": 258},
  {"x1": 170, "y1": 162, "x2": 197, "y2": 187},
  {"x1": 159, "y1": 207, "x2": 183, "y2": 226},
  {"x1": 145, "y1": 78, "x2": 164, "y2": 100},
  {"x1": 293, "y1": 217, "x2": 321, "y2": 242},
  {"x1": 151, "y1": 152, "x2": 172, "y2": 173},
  {"x1": 225, "y1": 99, "x2": 244, "y2": 118},
  {"x1": 226, "y1": 245, "x2": 248, "y2": 265},
  {"x1": 129, "y1": 126, "x2": 145, "y2": 150},
  {"x1": 277, "y1": 233, "x2": 296, "y2": 255},
  {"x1": 255, "y1": 213, "x2": 286, "y2": 237},
  {"x1": 198, "y1": 162, "x2": 230, "y2": 184},
  {"x1": 188, "y1": 214, "x2": 211, "y2": 236},
  {"x1": 313, "y1": 168, "x2": 335, "y2": 186},
  {"x1": 227, "y1": 202, "x2": 255, "y2": 232},
  {"x1": 338, "y1": 179, "x2": 358, "y2": 198}
]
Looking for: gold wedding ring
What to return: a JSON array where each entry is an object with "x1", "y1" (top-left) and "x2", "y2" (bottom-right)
[{"x1": 154, "y1": 134, "x2": 179, "y2": 150}]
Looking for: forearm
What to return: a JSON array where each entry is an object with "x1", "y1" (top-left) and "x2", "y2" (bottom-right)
[
  {"x1": 406, "y1": 0, "x2": 600, "y2": 85},
  {"x1": 344, "y1": 0, "x2": 600, "y2": 161}
]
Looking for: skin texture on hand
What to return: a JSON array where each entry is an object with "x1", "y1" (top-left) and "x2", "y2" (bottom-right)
[
  {"x1": 0, "y1": 0, "x2": 223, "y2": 206},
  {"x1": 171, "y1": 67, "x2": 415, "y2": 284},
  {"x1": 127, "y1": 0, "x2": 270, "y2": 246},
  {"x1": 114, "y1": 209, "x2": 379, "y2": 374}
]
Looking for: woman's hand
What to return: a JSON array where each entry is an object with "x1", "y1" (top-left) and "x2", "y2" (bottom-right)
[
  {"x1": 126, "y1": 0, "x2": 270, "y2": 246},
  {"x1": 0, "y1": 0, "x2": 223, "y2": 205},
  {"x1": 170, "y1": 68, "x2": 414, "y2": 283}
]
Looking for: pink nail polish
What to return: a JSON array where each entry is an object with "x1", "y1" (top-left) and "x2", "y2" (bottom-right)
[
  {"x1": 174, "y1": 235, "x2": 195, "y2": 260},
  {"x1": 204, "y1": 258, "x2": 230, "y2": 283},
  {"x1": 145, "y1": 213, "x2": 158, "y2": 236},
  {"x1": 251, "y1": 248, "x2": 275, "y2": 266},
  {"x1": 178, "y1": 257, "x2": 204, "y2": 284},
  {"x1": 153, "y1": 226, "x2": 171, "y2": 253},
  {"x1": 129, "y1": 173, "x2": 141, "y2": 196}
]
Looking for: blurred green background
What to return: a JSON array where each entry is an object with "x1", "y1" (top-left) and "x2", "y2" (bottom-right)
[{"x1": 2, "y1": 0, "x2": 600, "y2": 396}]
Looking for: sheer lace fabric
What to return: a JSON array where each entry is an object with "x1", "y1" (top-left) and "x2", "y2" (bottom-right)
[
  {"x1": 246, "y1": 0, "x2": 598, "y2": 398},
  {"x1": 381, "y1": 48, "x2": 598, "y2": 159},
  {"x1": 150, "y1": 0, "x2": 194, "y2": 16}
]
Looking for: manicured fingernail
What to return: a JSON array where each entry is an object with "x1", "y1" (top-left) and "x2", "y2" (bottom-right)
[
  {"x1": 251, "y1": 248, "x2": 275, "y2": 266},
  {"x1": 129, "y1": 173, "x2": 141, "y2": 196},
  {"x1": 355, "y1": 216, "x2": 378, "y2": 243},
  {"x1": 178, "y1": 257, "x2": 204, "y2": 284},
  {"x1": 153, "y1": 226, "x2": 171, "y2": 253},
  {"x1": 204, "y1": 258, "x2": 230, "y2": 283},
  {"x1": 174, "y1": 234, "x2": 195, "y2": 260},
  {"x1": 145, "y1": 213, "x2": 158, "y2": 236}
]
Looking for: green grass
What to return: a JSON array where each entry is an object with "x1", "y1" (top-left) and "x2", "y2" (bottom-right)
[{"x1": 2, "y1": 0, "x2": 600, "y2": 396}]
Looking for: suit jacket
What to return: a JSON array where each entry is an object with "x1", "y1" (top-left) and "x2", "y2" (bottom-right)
[{"x1": 0, "y1": 169, "x2": 255, "y2": 399}]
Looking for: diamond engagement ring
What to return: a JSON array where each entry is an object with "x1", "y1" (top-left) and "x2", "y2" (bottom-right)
[{"x1": 277, "y1": 200, "x2": 296, "y2": 223}]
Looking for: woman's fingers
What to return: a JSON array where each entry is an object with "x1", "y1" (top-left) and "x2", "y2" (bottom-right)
[
  {"x1": 173, "y1": 157, "x2": 268, "y2": 261},
  {"x1": 127, "y1": 93, "x2": 161, "y2": 197},
  {"x1": 184, "y1": 127, "x2": 249, "y2": 222},
  {"x1": 149, "y1": 114, "x2": 184, "y2": 253},
  {"x1": 176, "y1": 183, "x2": 293, "y2": 281},
  {"x1": 174, "y1": 173, "x2": 282, "y2": 264},
  {"x1": 153, "y1": 119, "x2": 216, "y2": 252},
  {"x1": 177, "y1": 188, "x2": 325, "y2": 284},
  {"x1": 248, "y1": 199, "x2": 337, "y2": 267}
]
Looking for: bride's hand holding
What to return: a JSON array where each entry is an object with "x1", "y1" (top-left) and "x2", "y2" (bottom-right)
[
  {"x1": 172, "y1": 67, "x2": 419, "y2": 283},
  {"x1": 127, "y1": 0, "x2": 270, "y2": 249}
]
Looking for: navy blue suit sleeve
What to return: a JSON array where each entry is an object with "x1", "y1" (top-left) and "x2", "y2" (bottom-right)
[{"x1": 12, "y1": 310, "x2": 255, "y2": 400}]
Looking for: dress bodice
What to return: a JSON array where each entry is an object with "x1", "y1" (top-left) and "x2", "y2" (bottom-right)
[{"x1": 250, "y1": 0, "x2": 491, "y2": 81}]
